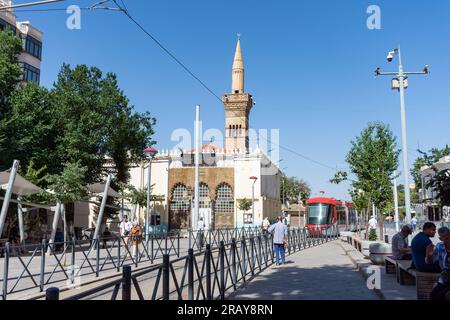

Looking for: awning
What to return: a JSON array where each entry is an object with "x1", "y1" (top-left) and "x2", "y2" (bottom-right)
[
  {"x1": 87, "y1": 183, "x2": 123, "y2": 198},
  {"x1": 0, "y1": 171, "x2": 43, "y2": 196}
]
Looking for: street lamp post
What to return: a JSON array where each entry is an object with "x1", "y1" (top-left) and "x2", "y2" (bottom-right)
[
  {"x1": 144, "y1": 147, "x2": 158, "y2": 242},
  {"x1": 250, "y1": 176, "x2": 258, "y2": 226},
  {"x1": 374, "y1": 47, "x2": 429, "y2": 224}
]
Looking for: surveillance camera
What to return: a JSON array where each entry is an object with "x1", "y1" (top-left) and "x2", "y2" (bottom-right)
[
  {"x1": 387, "y1": 52, "x2": 393, "y2": 62},
  {"x1": 423, "y1": 65, "x2": 430, "y2": 74}
]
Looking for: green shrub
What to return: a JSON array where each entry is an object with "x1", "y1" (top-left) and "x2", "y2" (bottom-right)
[{"x1": 368, "y1": 228, "x2": 377, "y2": 241}]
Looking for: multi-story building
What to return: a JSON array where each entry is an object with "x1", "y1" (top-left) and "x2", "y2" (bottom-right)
[
  {"x1": 0, "y1": 0, "x2": 42, "y2": 84},
  {"x1": 420, "y1": 156, "x2": 450, "y2": 221}
]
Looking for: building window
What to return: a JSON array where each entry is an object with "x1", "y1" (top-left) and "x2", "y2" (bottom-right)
[
  {"x1": 0, "y1": 18, "x2": 16, "y2": 34},
  {"x1": 170, "y1": 184, "x2": 191, "y2": 212},
  {"x1": 199, "y1": 183, "x2": 211, "y2": 208},
  {"x1": 23, "y1": 35, "x2": 42, "y2": 59},
  {"x1": 21, "y1": 63, "x2": 40, "y2": 84},
  {"x1": 215, "y1": 183, "x2": 234, "y2": 215},
  {"x1": 229, "y1": 125, "x2": 232, "y2": 137}
]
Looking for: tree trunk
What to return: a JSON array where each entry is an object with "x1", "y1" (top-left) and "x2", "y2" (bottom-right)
[{"x1": 378, "y1": 207, "x2": 384, "y2": 241}]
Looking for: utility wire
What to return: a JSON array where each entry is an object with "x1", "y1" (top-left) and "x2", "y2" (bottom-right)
[
  {"x1": 112, "y1": 0, "x2": 342, "y2": 174},
  {"x1": 9, "y1": 0, "x2": 345, "y2": 175}
]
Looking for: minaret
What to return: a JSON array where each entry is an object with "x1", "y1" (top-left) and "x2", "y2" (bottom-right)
[{"x1": 222, "y1": 38, "x2": 253, "y2": 153}]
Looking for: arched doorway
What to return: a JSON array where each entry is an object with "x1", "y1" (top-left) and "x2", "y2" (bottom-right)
[
  {"x1": 214, "y1": 183, "x2": 234, "y2": 228},
  {"x1": 196, "y1": 183, "x2": 212, "y2": 230},
  {"x1": 169, "y1": 184, "x2": 191, "y2": 230}
]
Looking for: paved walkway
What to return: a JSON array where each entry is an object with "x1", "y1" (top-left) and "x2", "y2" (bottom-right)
[{"x1": 229, "y1": 241, "x2": 378, "y2": 300}]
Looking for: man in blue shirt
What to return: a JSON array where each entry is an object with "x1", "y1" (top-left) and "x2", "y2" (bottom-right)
[
  {"x1": 268, "y1": 216, "x2": 287, "y2": 266},
  {"x1": 411, "y1": 222, "x2": 441, "y2": 273},
  {"x1": 428, "y1": 227, "x2": 450, "y2": 300}
]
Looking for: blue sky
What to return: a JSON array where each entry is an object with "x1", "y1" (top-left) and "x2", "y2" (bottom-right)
[{"x1": 14, "y1": 0, "x2": 450, "y2": 200}]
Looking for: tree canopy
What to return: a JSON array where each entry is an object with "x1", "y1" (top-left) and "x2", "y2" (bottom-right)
[{"x1": 281, "y1": 176, "x2": 311, "y2": 205}]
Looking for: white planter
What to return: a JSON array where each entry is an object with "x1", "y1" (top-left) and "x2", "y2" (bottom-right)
[
  {"x1": 369, "y1": 242, "x2": 392, "y2": 265},
  {"x1": 361, "y1": 240, "x2": 377, "y2": 257}
]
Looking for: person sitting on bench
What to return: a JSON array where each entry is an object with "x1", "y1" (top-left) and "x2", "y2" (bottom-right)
[
  {"x1": 411, "y1": 222, "x2": 441, "y2": 273},
  {"x1": 428, "y1": 227, "x2": 450, "y2": 300},
  {"x1": 392, "y1": 225, "x2": 413, "y2": 260}
]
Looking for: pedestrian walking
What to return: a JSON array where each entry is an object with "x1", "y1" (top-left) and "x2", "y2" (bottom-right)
[
  {"x1": 119, "y1": 215, "x2": 133, "y2": 252},
  {"x1": 368, "y1": 216, "x2": 378, "y2": 230},
  {"x1": 130, "y1": 221, "x2": 143, "y2": 257},
  {"x1": 411, "y1": 216, "x2": 418, "y2": 233},
  {"x1": 197, "y1": 217, "x2": 205, "y2": 250},
  {"x1": 268, "y1": 216, "x2": 287, "y2": 266}
]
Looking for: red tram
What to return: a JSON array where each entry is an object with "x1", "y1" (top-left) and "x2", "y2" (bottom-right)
[{"x1": 306, "y1": 197, "x2": 359, "y2": 235}]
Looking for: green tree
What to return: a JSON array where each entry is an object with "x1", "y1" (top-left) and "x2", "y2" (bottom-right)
[
  {"x1": 343, "y1": 122, "x2": 400, "y2": 239},
  {"x1": 281, "y1": 176, "x2": 311, "y2": 205},
  {"x1": 51, "y1": 64, "x2": 156, "y2": 186},
  {"x1": 238, "y1": 198, "x2": 253, "y2": 213},
  {"x1": 0, "y1": 84, "x2": 58, "y2": 171},
  {"x1": 416, "y1": 148, "x2": 450, "y2": 208},
  {"x1": 411, "y1": 146, "x2": 450, "y2": 189},
  {"x1": 0, "y1": 30, "x2": 22, "y2": 115}
]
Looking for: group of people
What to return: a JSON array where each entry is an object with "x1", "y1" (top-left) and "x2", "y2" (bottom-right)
[
  {"x1": 391, "y1": 222, "x2": 450, "y2": 300},
  {"x1": 119, "y1": 215, "x2": 143, "y2": 255}
]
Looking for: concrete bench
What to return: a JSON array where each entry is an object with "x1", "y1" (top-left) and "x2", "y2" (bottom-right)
[
  {"x1": 385, "y1": 256, "x2": 398, "y2": 275},
  {"x1": 397, "y1": 260, "x2": 441, "y2": 300}
]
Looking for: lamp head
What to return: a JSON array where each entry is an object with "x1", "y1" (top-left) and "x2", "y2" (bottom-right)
[{"x1": 144, "y1": 147, "x2": 158, "y2": 158}]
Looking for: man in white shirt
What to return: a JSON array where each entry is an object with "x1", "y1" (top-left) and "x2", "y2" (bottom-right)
[
  {"x1": 411, "y1": 216, "x2": 418, "y2": 232},
  {"x1": 268, "y1": 216, "x2": 288, "y2": 266},
  {"x1": 368, "y1": 216, "x2": 378, "y2": 230},
  {"x1": 120, "y1": 215, "x2": 133, "y2": 237}
]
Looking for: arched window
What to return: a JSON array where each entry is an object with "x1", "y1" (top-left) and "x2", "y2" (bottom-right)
[
  {"x1": 215, "y1": 183, "x2": 234, "y2": 215},
  {"x1": 199, "y1": 183, "x2": 211, "y2": 208},
  {"x1": 170, "y1": 184, "x2": 190, "y2": 212}
]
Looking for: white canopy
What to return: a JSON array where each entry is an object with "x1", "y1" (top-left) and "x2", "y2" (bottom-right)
[
  {"x1": 87, "y1": 183, "x2": 123, "y2": 198},
  {"x1": 0, "y1": 171, "x2": 42, "y2": 196}
]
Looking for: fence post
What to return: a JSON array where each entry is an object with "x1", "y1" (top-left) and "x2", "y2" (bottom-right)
[
  {"x1": 2, "y1": 242, "x2": 10, "y2": 300},
  {"x1": 177, "y1": 232, "x2": 180, "y2": 258},
  {"x1": 241, "y1": 236, "x2": 247, "y2": 281},
  {"x1": 250, "y1": 237, "x2": 255, "y2": 276},
  {"x1": 135, "y1": 237, "x2": 139, "y2": 268},
  {"x1": 231, "y1": 238, "x2": 237, "y2": 286},
  {"x1": 257, "y1": 235, "x2": 263, "y2": 269},
  {"x1": 165, "y1": 231, "x2": 168, "y2": 255},
  {"x1": 96, "y1": 239, "x2": 100, "y2": 277},
  {"x1": 71, "y1": 237, "x2": 76, "y2": 286},
  {"x1": 151, "y1": 234, "x2": 154, "y2": 264},
  {"x1": 188, "y1": 248, "x2": 194, "y2": 300},
  {"x1": 117, "y1": 238, "x2": 121, "y2": 272},
  {"x1": 205, "y1": 244, "x2": 212, "y2": 300},
  {"x1": 40, "y1": 239, "x2": 46, "y2": 292},
  {"x1": 122, "y1": 265, "x2": 131, "y2": 300},
  {"x1": 46, "y1": 287, "x2": 60, "y2": 300},
  {"x1": 189, "y1": 229, "x2": 192, "y2": 250},
  {"x1": 163, "y1": 254, "x2": 170, "y2": 300},
  {"x1": 219, "y1": 241, "x2": 225, "y2": 300}
]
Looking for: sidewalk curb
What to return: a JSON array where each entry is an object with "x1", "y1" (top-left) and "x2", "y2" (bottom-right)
[{"x1": 337, "y1": 240, "x2": 385, "y2": 300}]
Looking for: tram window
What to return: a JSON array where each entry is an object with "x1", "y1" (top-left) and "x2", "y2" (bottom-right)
[{"x1": 308, "y1": 204, "x2": 331, "y2": 225}]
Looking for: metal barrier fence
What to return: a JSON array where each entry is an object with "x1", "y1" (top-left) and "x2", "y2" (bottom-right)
[
  {"x1": 1, "y1": 226, "x2": 304, "y2": 300},
  {"x1": 0, "y1": 231, "x2": 183, "y2": 300},
  {"x1": 44, "y1": 225, "x2": 339, "y2": 300}
]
